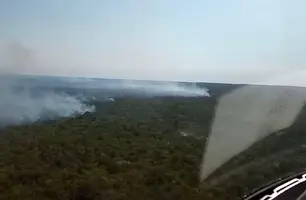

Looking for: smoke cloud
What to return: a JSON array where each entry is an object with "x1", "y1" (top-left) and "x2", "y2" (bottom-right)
[
  {"x1": 0, "y1": 74, "x2": 209, "y2": 126},
  {"x1": 55, "y1": 78, "x2": 210, "y2": 97},
  {"x1": 0, "y1": 81, "x2": 95, "y2": 126},
  {"x1": 0, "y1": 43, "x2": 95, "y2": 127},
  {"x1": 118, "y1": 80, "x2": 210, "y2": 97},
  {"x1": 0, "y1": 42, "x2": 209, "y2": 127},
  {"x1": 0, "y1": 75, "x2": 96, "y2": 126}
]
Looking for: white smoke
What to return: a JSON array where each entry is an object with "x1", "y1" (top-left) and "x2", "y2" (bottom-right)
[
  {"x1": 0, "y1": 43, "x2": 95, "y2": 127},
  {"x1": 0, "y1": 76, "x2": 95, "y2": 127},
  {"x1": 119, "y1": 80, "x2": 210, "y2": 97},
  {"x1": 0, "y1": 41, "x2": 209, "y2": 127},
  {"x1": 54, "y1": 77, "x2": 211, "y2": 97}
]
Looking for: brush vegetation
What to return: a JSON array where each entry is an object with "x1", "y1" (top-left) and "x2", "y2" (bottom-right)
[{"x1": 1, "y1": 84, "x2": 306, "y2": 200}]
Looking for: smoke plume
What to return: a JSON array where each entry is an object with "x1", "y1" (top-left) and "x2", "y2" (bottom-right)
[
  {"x1": 0, "y1": 43, "x2": 95, "y2": 127},
  {"x1": 52, "y1": 77, "x2": 210, "y2": 97},
  {"x1": 118, "y1": 80, "x2": 210, "y2": 97},
  {"x1": 0, "y1": 42, "x2": 209, "y2": 127}
]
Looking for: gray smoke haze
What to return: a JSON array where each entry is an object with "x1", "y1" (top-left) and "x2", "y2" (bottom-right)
[
  {"x1": 116, "y1": 80, "x2": 210, "y2": 97},
  {"x1": 0, "y1": 81, "x2": 95, "y2": 126},
  {"x1": 0, "y1": 42, "x2": 210, "y2": 126},
  {"x1": 55, "y1": 77, "x2": 210, "y2": 97},
  {"x1": 0, "y1": 76, "x2": 209, "y2": 126},
  {"x1": 0, "y1": 43, "x2": 95, "y2": 127},
  {"x1": 0, "y1": 75, "x2": 96, "y2": 126}
]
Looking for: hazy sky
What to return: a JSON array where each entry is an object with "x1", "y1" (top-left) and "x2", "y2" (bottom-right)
[{"x1": 1, "y1": 0, "x2": 306, "y2": 83}]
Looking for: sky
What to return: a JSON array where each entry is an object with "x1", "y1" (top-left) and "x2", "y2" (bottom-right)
[{"x1": 0, "y1": 0, "x2": 306, "y2": 84}]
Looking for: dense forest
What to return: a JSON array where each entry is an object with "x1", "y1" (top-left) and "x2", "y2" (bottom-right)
[{"x1": 1, "y1": 82, "x2": 306, "y2": 200}]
